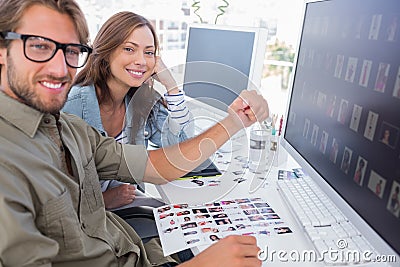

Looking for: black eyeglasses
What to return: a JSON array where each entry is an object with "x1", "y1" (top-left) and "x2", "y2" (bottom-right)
[{"x1": 1, "y1": 31, "x2": 92, "y2": 68}]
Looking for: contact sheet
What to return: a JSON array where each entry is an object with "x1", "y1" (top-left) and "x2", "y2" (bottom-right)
[{"x1": 154, "y1": 197, "x2": 292, "y2": 256}]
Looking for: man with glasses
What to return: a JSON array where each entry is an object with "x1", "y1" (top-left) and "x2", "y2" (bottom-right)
[{"x1": 0, "y1": 0, "x2": 267, "y2": 267}]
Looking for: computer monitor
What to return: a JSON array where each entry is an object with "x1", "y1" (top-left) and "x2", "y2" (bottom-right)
[
  {"x1": 183, "y1": 24, "x2": 268, "y2": 114},
  {"x1": 281, "y1": 0, "x2": 400, "y2": 258}
]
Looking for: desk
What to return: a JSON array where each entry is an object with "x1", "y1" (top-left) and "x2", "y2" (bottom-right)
[{"x1": 156, "y1": 146, "x2": 323, "y2": 266}]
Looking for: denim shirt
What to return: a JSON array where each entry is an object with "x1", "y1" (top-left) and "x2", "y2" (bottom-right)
[{"x1": 63, "y1": 84, "x2": 192, "y2": 148}]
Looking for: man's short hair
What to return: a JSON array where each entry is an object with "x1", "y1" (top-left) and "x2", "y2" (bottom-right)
[{"x1": 0, "y1": 0, "x2": 90, "y2": 49}]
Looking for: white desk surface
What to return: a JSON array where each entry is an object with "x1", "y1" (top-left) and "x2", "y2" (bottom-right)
[{"x1": 155, "y1": 146, "x2": 327, "y2": 266}]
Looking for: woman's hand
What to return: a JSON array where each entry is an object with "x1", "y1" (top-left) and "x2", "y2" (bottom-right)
[
  {"x1": 102, "y1": 184, "x2": 136, "y2": 209},
  {"x1": 152, "y1": 56, "x2": 179, "y2": 94}
]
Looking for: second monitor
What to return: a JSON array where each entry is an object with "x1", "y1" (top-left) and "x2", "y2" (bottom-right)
[{"x1": 183, "y1": 24, "x2": 268, "y2": 113}]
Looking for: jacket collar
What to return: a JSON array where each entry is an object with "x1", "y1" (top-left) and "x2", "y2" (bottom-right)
[
  {"x1": 78, "y1": 84, "x2": 106, "y2": 133},
  {"x1": 0, "y1": 90, "x2": 44, "y2": 138}
]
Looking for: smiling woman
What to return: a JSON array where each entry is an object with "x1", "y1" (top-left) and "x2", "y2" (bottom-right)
[{"x1": 62, "y1": 11, "x2": 193, "y2": 210}]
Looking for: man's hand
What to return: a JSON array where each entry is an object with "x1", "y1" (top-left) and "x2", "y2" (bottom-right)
[
  {"x1": 102, "y1": 184, "x2": 136, "y2": 209},
  {"x1": 180, "y1": 235, "x2": 262, "y2": 267},
  {"x1": 143, "y1": 90, "x2": 269, "y2": 184},
  {"x1": 228, "y1": 90, "x2": 269, "y2": 129}
]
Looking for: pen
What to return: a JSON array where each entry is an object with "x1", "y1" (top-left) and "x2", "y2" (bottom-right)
[{"x1": 278, "y1": 115, "x2": 283, "y2": 136}]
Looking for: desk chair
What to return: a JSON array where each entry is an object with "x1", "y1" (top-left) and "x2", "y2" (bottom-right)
[{"x1": 112, "y1": 206, "x2": 158, "y2": 241}]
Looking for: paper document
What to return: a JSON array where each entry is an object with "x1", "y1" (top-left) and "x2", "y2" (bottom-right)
[{"x1": 154, "y1": 197, "x2": 293, "y2": 256}]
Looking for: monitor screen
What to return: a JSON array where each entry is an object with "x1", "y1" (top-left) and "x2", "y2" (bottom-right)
[
  {"x1": 282, "y1": 0, "x2": 400, "y2": 255},
  {"x1": 183, "y1": 24, "x2": 267, "y2": 112}
]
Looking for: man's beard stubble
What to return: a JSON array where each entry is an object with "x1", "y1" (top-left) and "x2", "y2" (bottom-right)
[{"x1": 7, "y1": 55, "x2": 71, "y2": 114}]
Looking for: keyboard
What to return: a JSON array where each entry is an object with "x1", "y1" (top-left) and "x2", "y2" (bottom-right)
[{"x1": 277, "y1": 176, "x2": 379, "y2": 265}]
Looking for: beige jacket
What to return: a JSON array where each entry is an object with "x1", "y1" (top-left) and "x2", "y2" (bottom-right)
[{"x1": 0, "y1": 92, "x2": 176, "y2": 267}]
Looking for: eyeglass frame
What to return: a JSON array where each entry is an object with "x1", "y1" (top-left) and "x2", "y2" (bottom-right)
[{"x1": 0, "y1": 31, "x2": 92, "y2": 68}]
